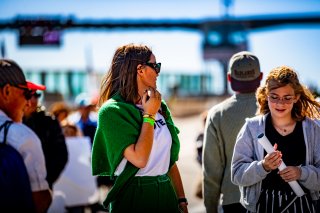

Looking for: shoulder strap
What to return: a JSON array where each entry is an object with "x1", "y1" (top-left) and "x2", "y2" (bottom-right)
[{"x1": 0, "y1": 120, "x2": 13, "y2": 144}]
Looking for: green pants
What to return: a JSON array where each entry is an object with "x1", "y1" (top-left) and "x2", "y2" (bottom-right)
[{"x1": 110, "y1": 174, "x2": 180, "y2": 213}]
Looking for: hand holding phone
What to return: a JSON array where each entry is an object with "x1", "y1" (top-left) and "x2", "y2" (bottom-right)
[{"x1": 142, "y1": 87, "x2": 161, "y2": 115}]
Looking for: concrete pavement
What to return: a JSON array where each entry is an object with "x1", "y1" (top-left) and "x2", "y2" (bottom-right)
[{"x1": 173, "y1": 115, "x2": 206, "y2": 213}]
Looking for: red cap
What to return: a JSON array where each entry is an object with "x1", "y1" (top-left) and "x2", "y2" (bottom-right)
[{"x1": 26, "y1": 81, "x2": 46, "y2": 91}]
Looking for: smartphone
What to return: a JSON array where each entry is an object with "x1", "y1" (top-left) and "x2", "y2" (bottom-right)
[{"x1": 146, "y1": 89, "x2": 151, "y2": 101}]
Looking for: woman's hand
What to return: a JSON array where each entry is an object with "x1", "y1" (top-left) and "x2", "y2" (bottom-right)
[
  {"x1": 142, "y1": 87, "x2": 161, "y2": 115},
  {"x1": 278, "y1": 166, "x2": 302, "y2": 182},
  {"x1": 262, "y1": 143, "x2": 282, "y2": 172}
]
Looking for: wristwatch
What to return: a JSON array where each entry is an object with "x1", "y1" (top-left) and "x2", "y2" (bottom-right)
[{"x1": 178, "y1": 197, "x2": 188, "y2": 205}]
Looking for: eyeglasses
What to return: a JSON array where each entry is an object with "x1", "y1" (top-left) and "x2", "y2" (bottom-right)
[
  {"x1": 144, "y1": 62, "x2": 161, "y2": 74},
  {"x1": 14, "y1": 85, "x2": 34, "y2": 100},
  {"x1": 33, "y1": 92, "x2": 41, "y2": 98},
  {"x1": 267, "y1": 94, "x2": 295, "y2": 104}
]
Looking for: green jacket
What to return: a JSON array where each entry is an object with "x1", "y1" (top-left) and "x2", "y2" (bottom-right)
[{"x1": 91, "y1": 93, "x2": 180, "y2": 207}]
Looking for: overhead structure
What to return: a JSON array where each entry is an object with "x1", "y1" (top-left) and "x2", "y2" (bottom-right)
[{"x1": 1, "y1": 13, "x2": 320, "y2": 94}]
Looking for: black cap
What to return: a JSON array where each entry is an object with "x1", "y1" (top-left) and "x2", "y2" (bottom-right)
[{"x1": 0, "y1": 59, "x2": 46, "y2": 90}]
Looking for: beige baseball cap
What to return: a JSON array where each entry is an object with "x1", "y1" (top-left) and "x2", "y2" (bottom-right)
[{"x1": 228, "y1": 51, "x2": 261, "y2": 92}]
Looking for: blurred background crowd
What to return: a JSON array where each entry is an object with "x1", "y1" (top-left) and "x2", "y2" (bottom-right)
[{"x1": 1, "y1": 0, "x2": 320, "y2": 212}]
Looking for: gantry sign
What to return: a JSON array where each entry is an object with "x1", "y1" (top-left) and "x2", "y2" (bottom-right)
[{"x1": 1, "y1": 13, "x2": 320, "y2": 94}]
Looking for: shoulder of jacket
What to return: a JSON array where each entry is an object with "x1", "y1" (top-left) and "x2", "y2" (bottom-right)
[
  {"x1": 246, "y1": 115, "x2": 260, "y2": 122},
  {"x1": 303, "y1": 117, "x2": 320, "y2": 129},
  {"x1": 98, "y1": 99, "x2": 141, "y2": 121},
  {"x1": 207, "y1": 96, "x2": 242, "y2": 117},
  {"x1": 207, "y1": 103, "x2": 226, "y2": 119},
  {"x1": 10, "y1": 122, "x2": 40, "y2": 141},
  {"x1": 99, "y1": 99, "x2": 119, "y2": 111},
  {"x1": 32, "y1": 112, "x2": 58, "y2": 127},
  {"x1": 244, "y1": 115, "x2": 264, "y2": 127},
  {"x1": 100, "y1": 99, "x2": 131, "y2": 111}
]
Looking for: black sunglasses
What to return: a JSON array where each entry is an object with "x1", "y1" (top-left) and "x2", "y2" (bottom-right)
[
  {"x1": 14, "y1": 85, "x2": 34, "y2": 100},
  {"x1": 144, "y1": 62, "x2": 161, "y2": 74}
]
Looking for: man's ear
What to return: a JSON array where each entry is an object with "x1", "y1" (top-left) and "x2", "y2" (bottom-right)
[
  {"x1": 259, "y1": 72, "x2": 263, "y2": 80},
  {"x1": 0, "y1": 84, "x2": 11, "y2": 101},
  {"x1": 3, "y1": 84, "x2": 11, "y2": 96},
  {"x1": 137, "y1": 64, "x2": 143, "y2": 74}
]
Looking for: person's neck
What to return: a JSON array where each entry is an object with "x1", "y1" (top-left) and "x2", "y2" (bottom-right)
[
  {"x1": 135, "y1": 85, "x2": 148, "y2": 104},
  {"x1": 80, "y1": 115, "x2": 89, "y2": 122},
  {"x1": 271, "y1": 116, "x2": 295, "y2": 126},
  {"x1": 235, "y1": 90, "x2": 255, "y2": 94},
  {"x1": 271, "y1": 116, "x2": 296, "y2": 135}
]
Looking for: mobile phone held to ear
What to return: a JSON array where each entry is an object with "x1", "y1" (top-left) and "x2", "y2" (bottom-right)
[{"x1": 146, "y1": 89, "x2": 151, "y2": 101}]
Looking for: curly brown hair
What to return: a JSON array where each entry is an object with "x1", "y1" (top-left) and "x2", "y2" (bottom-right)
[
  {"x1": 256, "y1": 65, "x2": 320, "y2": 121},
  {"x1": 98, "y1": 44, "x2": 152, "y2": 106}
]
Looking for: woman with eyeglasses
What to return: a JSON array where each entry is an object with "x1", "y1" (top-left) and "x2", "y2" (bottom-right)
[
  {"x1": 231, "y1": 66, "x2": 320, "y2": 213},
  {"x1": 91, "y1": 44, "x2": 188, "y2": 213}
]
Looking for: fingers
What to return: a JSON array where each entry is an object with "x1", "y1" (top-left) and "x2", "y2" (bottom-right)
[
  {"x1": 147, "y1": 87, "x2": 161, "y2": 100},
  {"x1": 155, "y1": 91, "x2": 161, "y2": 100},
  {"x1": 267, "y1": 152, "x2": 281, "y2": 165},
  {"x1": 142, "y1": 88, "x2": 162, "y2": 115},
  {"x1": 278, "y1": 166, "x2": 301, "y2": 182},
  {"x1": 142, "y1": 90, "x2": 148, "y2": 102},
  {"x1": 271, "y1": 152, "x2": 282, "y2": 167},
  {"x1": 279, "y1": 169, "x2": 293, "y2": 182},
  {"x1": 273, "y1": 143, "x2": 278, "y2": 150},
  {"x1": 262, "y1": 151, "x2": 282, "y2": 171}
]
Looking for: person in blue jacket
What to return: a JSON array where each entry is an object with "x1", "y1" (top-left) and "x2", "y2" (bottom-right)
[{"x1": 231, "y1": 65, "x2": 320, "y2": 213}]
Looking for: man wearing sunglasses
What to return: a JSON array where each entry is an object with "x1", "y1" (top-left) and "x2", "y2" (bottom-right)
[
  {"x1": 0, "y1": 59, "x2": 52, "y2": 213},
  {"x1": 23, "y1": 90, "x2": 68, "y2": 191}
]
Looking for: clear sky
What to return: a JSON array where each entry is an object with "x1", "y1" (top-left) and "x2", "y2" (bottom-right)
[{"x1": 1, "y1": 0, "x2": 320, "y2": 94}]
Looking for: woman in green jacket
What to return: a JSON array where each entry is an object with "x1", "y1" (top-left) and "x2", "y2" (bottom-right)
[{"x1": 92, "y1": 43, "x2": 188, "y2": 213}]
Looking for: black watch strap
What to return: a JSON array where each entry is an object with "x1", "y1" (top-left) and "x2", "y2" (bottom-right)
[{"x1": 178, "y1": 197, "x2": 188, "y2": 205}]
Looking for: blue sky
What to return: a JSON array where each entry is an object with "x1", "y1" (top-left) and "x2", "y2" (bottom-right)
[{"x1": 1, "y1": 0, "x2": 320, "y2": 93}]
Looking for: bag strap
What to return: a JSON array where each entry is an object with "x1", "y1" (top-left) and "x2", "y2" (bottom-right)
[{"x1": 0, "y1": 120, "x2": 13, "y2": 144}]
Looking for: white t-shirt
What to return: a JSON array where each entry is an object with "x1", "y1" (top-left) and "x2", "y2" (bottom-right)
[
  {"x1": 0, "y1": 110, "x2": 49, "y2": 191},
  {"x1": 115, "y1": 110, "x2": 172, "y2": 176},
  {"x1": 52, "y1": 136, "x2": 99, "y2": 206}
]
